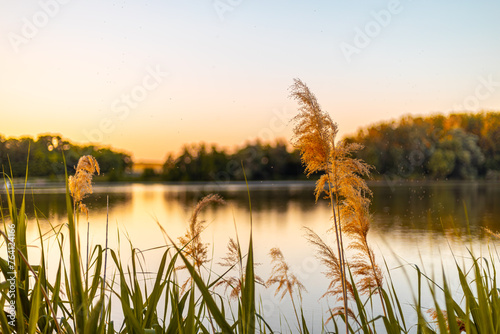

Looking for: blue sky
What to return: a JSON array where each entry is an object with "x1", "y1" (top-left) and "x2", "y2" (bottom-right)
[{"x1": 1, "y1": 0, "x2": 499, "y2": 161}]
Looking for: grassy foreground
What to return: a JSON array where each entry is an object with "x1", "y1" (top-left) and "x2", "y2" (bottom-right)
[
  {"x1": 1, "y1": 162, "x2": 499, "y2": 334},
  {"x1": 1, "y1": 79, "x2": 499, "y2": 333}
]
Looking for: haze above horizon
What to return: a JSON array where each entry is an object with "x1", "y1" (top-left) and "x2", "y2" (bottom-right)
[{"x1": 1, "y1": 0, "x2": 499, "y2": 161}]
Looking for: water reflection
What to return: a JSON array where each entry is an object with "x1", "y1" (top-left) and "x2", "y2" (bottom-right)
[
  {"x1": 159, "y1": 181, "x2": 318, "y2": 213},
  {"x1": 1, "y1": 180, "x2": 499, "y2": 329},
  {"x1": 0, "y1": 187, "x2": 131, "y2": 222},
  {"x1": 370, "y1": 181, "x2": 500, "y2": 235},
  {"x1": 2, "y1": 180, "x2": 499, "y2": 238}
]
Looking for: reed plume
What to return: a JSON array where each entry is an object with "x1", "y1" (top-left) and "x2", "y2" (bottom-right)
[
  {"x1": 427, "y1": 309, "x2": 466, "y2": 333},
  {"x1": 303, "y1": 227, "x2": 353, "y2": 300},
  {"x1": 290, "y1": 78, "x2": 350, "y2": 324},
  {"x1": 216, "y1": 238, "x2": 264, "y2": 300},
  {"x1": 290, "y1": 78, "x2": 384, "y2": 327},
  {"x1": 66, "y1": 155, "x2": 100, "y2": 331},
  {"x1": 290, "y1": 80, "x2": 337, "y2": 181},
  {"x1": 266, "y1": 247, "x2": 306, "y2": 300},
  {"x1": 219, "y1": 237, "x2": 240, "y2": 268},
  {"x1": 216, "y1": 238, "x2": 244, "y2": 300},
  {"x1": 484, "y1": 227, "x2": 500, "y2": 240},
  {"x1": 178, "y1": 194, "x2": 225, "y2": 288},
  {"x1": 266, "y1": 247, "x2": 306, "y2": 332},
  {"x1": 340, "y1": 193, "x2": 383, "y2": 295},
  {"x1": 68, "y1": 155, "x2": 100, "y2": 219}
]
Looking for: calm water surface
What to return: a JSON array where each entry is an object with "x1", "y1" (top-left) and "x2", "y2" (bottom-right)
[{"x1": 2, "y1": 180, "x2": 500, "y2": 330}]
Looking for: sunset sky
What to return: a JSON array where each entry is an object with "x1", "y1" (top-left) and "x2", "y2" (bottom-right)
[{"x1": 1, "y1": 0, "x2": 499, "y2": 161}]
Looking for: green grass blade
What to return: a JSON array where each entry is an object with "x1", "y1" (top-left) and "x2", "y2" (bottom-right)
[
  {"x1": 456, "y1": 262, "x2": 481, "y2": 330},
  {"x1": 63, "y1": 154, "x2": 87, "y2": 332},
  {"x1": 144, "y1": 250, "x2": 169, "y2": 327},
  {"x1": 49, "y1": 261, "x2": 63, "y2": 331},
  {"x1": 166, "y1": 289, "x2": 188, "y2": 334},
  {"x1": 300, "y1": 308, "x2": 310, "y2": 334},
  {"x1": 84, "y1": 298, "x2": 104, "y2": 334},
  {"x1": 173, "y1": 242, "x2": 233, "y2": 333},
  {"x1": 0, "y1": 296, "x2": 13, "y2": 333},
  {"x1": 110, "y1": 250, "x2": 139, "y2": 333},
  {"x1": 27, "y1": 265, "x2": 42, "y2": 334},
  {"x1": 472, "y1": 256, "x2": 495, "y2": 332},
  {"x1": 442, "y1": 271, "x2": 460, "y2": 334},
  {"x1": 240, "y1": 233, "x2": 256, "y2": 334},
  {"x1": 184, "y1": 287, "x2": 196, "y2": 334},
  {"x1": 348, "y1": 270, "x2": 372, "y2": 334},
  {"x1": 240, "y1": 163, "x2": 256, "y2": 334},
  {"x1": 380, "y1": 288, "x2": 403, "y2": 333},
  {"x1": 88, "y1": 245, "x2": 103, "y2": 301},
  {"x1": 61, "y1": 317, "x2": 75, "y2": 334}
]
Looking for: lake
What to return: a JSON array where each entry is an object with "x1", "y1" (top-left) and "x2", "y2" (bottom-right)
[{"x1": 2, "y1": 180, "x2": 500, "y2": 331}]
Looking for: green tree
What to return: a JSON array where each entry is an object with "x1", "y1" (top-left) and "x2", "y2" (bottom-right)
[
  {"x1": 0, "y1": 134, "x2": 132, "y2": 179},
  {"x1": 346, "y1": 112, "x2": 498, "y2": 180},
  {"x1": 162, "y1": 140, "x2": 304, "y2": 182},
  {"x1": 427, "y1": 149, "x2": 455, "y2": 178},
  {"x1": 429, "y1": 128, "x2": 484, "y2": 179}
]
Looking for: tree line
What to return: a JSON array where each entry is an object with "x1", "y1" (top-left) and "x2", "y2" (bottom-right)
[
  {"x1": 345, "y1": 111, "x2": 500, "y2": 180},
  {"x1": 161, "y1": 112, "x2": 500, "y2": 181},
  {"x1": 2, "y1": 111, "x2": 499, "y2": 181},
  {"x1": 0, "y1": 134, "x2": 132, "y2": 180},
  {"x1": 161, "y1": 139, "x2": 305, "y2": 181}
]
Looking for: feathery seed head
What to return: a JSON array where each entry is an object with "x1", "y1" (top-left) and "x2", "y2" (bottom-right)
[
  {"x1": 69, "y1": 155, "x2": 100, "y2": 218},
  {"x1": 290, "y1": 78, "x2": 338, "y2": 177},
  {"x1": 76, "y1": 155, "x2": 100, "y2": 175},
  {"x1": 215, "y1": 238, "x2": 264, "y2": 300},
  {"x1": 290, "y1": 78, "x2": 383, "y2": 320},
  {"x1": 178, "y1": 194, "x2": 225, "y2": 271},
  {"x1": 218, "y1": 238, "x2": 240, "y2": 267},
  {"x1": 266, "y1": 247, "x2": 306, "y2": 300}
]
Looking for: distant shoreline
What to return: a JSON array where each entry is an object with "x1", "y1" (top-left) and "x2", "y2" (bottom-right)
[{"x1": 2, "y1": 178, "x2": 499, "y2": 195}]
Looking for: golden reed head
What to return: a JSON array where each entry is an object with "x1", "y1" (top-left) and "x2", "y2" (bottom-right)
[{"x1": 69, "y1": 155, "x2": 100, "y2": 218}]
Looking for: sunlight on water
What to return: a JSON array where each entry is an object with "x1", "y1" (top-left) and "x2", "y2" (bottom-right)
[{"x1": 2, "y1": 180, "x2": 500, "y2": 330}]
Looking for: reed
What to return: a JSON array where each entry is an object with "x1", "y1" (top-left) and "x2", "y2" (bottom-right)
[
  {"x1": 290, "y1": 78, "x2": 383, "y2": 331},
  {"x1": 0, "y1": 151, "x2": 499, "y2": 333},
  {"x1": 266, "y1": 247, "x2": 307, "y2": 333},
  {"x1": 177, "y1": 194, "x2": 226, "y2": 272}
]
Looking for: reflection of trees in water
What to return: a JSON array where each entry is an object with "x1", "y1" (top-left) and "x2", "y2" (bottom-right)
[
  {"x1": 161, "y1": 182, "x2": 319, "y2": 213},
  {"x1": 370, "y1": 181, "x2": 500, "y2": 235},
  {"x1": 1, "y1": 192, "x2": 131, "y2": 222},
  {"x1": 3, "y1": 182, "x2": 498, "y2": 238}
]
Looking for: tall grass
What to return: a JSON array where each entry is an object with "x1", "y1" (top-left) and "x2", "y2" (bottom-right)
[
  {"x1": 290, "y1": 78, "x2": 384, "y2": 331},
  {"x1": 1, "y1": 160, "x2": 499, "y2": 334},
  {"x1": 0, "y1": 85, "x2": 499, "y2": 333},
  {"x1": 0, "y1": 157, "x2": 266, "y2": 333}
]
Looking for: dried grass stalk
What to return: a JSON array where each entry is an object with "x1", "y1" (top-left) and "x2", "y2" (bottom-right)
[
  {"x1": 290, "y1": 78, "x2": 385, "y2": 325},
  {"x1": 69, "y1": 155, "x2": 100, "y2": 219},
  {"x1": 216, "y1": 238, "x2": 264, "y2": 300},
  {"x1": 266, "y1": 247, "x2": 306, "y2": 331},
  {"x1": 178, "y1": 194, "x2": 225, "y2": 291}
]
